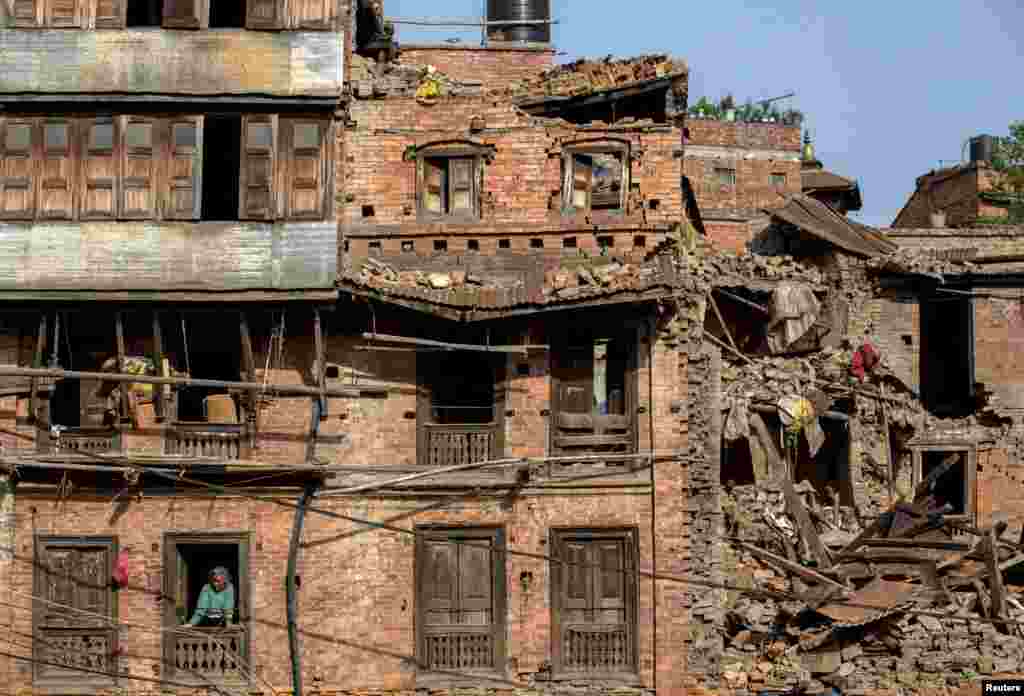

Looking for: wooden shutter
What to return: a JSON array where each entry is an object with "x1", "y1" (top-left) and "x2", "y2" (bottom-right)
[
  {"x1": 422, "y1": 539, "x2": 457, "y2": 627},
  {"x1": 459, "y1": 537, "x2": 492, "y2": 626},
  {"x1": 239, "y1": 115, "x2": 277, "y2": 220},
  {"x1": 448, "y1": 157, "x2": 474, "y2": 216},
  {"x1": 0, "y1": 118, "x2": 37, "y2": 221},
  {"x1": 119, "y1": 116, "x2": 158, "y2": 220},
  {"x1": 12, "y1": 0, "x2": 42, "y2": 26},
  {"x1": 94, "y1": 0, "x2": 126, "y2": 28},
  {"x1": 422, "y1": 158, "x2": 444, "y2": 215},
  {"x1": 595, "y1": 540, "x2": 625, "y2": 621},
  {"x1": 246, "y1": 0, "x2": 284, "y2": 29},
  {"x1": 80, "y1": 119, "x2": 117, "y2": 220},
  {"x1": 562, "y1": 541, "x2": 590, "y2": 621},
  {"x1": 162, "y1": 0, "x2": 204, "y2": 28},
  {"x1": 165, "y1": 116, "x2": 203, "y2": 220},
  {"x1": 45, "y1": 0, "x2": 83, "y2": 26},
  {"x1": 572, "y1": 155, "x2": 593, "y2": 210},
  {"x1": 288, "y1": 0, "x2": 331, "y2": 28},
  {"x1": 39, "y1": 120, "x2": 75, "y2": 220},
  {"x1": 282, "y1": 119, "x2": 324, "y2": 220}
]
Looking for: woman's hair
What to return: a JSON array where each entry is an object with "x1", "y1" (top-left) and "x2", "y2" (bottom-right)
[{"x1": 208, "y1": 565, "x2": 233, "y2": 587}]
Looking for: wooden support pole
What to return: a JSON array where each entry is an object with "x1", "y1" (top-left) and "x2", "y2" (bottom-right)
[
  {"x1": 988, "y1": 528, "x2": 1006, "y2": 620},
  {"x1": 707, "y1": 291, "x2": 741, "y2": 355},
  {"x1": 115, "y1": 312, "x2": 129, "y2": 425},
  {"x1": 714, "y1": 287, "x2": 771, "y2": 315},
  {"x1": 362, "y1": 332, "x2": 547, "y2": 354},
  {"x1": 0, "y1": 366, "x2": 365, "y2": 399},
  {"x1": 152, "y1": 312, "x2": 164, "y2": 420},
  {"x1": 733, "y1": 539, "x2": 847, "y2": 592},
  {"x1": 28, "y1": 314, "x2": 47, "y2": 425},
  {"x1": 239, "y1": 313, "x2": 258, "y2": 450},
  {"x1": 782, "y1": 471, "x2": 832, "y2": 568},
  {"x1": 313, "y1": 309, "x2": 327, "y2": 420}
]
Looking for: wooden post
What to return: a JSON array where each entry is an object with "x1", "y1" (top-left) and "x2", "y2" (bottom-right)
[
  {"x1": 115, "y1": 313, "x2": 129, "y2": 428},
  {"x1": 313, "y1": 308, "x2": 327, "y2": 419},
  {"x1": 28, "y1": 314, "x2": 47, "y2": 425},
  {"x1": 987, "y1": 528, "x2": 1006, "y2": 621},
  {"x1": 152, "y1": 312, "x2": 164, "y2": 420},
  {"x1": 880, "y1": 385, "x2": 895, "y2": 503},
  {"x1": 239, "y1": 313, "x2": 258, "y2": 451}
]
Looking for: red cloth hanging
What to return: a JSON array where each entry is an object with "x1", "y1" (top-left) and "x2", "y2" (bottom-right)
[
  {"x1": 849, "y1": 341, "x2": 880, "y2": 381},
  {"x1": 113, "y1": 550, "x2": 129, "y2": 588}
]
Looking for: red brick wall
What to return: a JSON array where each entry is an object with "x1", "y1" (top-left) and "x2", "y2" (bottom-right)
[
  {"x1": 686, "y1": 121, "x2": 801, "y2": 151},
  {"x1": 703, "y1": 220, "x2": 751, "y2": 253},
  {"x1": 342, "y1": 96, "x2": 683, "y2": 259},
  {"x1": 397, "y1": 45, "x2": 555, "y2": 88}
]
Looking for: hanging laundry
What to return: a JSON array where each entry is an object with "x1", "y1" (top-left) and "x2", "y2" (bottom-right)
[
  {"x1": 849, "y1": 341, "x2": 880, "y2": 381},
  {"x1": 766, "y1": 282, "x2": 821, "y2": 353}
]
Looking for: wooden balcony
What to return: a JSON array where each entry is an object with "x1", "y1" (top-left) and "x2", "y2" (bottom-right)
[
  {"x1": 172, "y1": 626, "x2": 247, "y2": 682},
  {"x1": 164, "y1": 423, "x2": 245, "y2": 460},
  {"x1": 37, "y1": 427, "x2": 120, "y2": 455},
  {"x1": 562, "y1": 625, "x2": 631, "y2": 673},
  {"x1": 422, "y1": 423, "x2": 497, "y2": 468}
]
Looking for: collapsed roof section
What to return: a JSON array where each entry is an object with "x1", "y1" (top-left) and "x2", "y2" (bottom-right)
[{"x1": 766, "y1": 194, "x2": 897, "y2": 258}]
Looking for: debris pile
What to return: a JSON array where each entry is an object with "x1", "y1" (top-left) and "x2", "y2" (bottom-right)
[
  {"x1": 349, "y1": 55, "x2": 483, "y2": 99},
  {"x1": 500, "y1": 54, "x2": 688, "y2": 102},
  {"x1": 867, "y1": 247, "x2": 978, "y2": 278},
  {"x1": 717, "y1": 459, "x2": 1024, "y2": 694},
  {"x1": 678, "y1": 249, "x2": 826, "y2": 286}
]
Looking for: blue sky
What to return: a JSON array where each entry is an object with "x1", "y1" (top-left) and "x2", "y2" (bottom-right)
[{"x1": 385, "y1": 0, "x2": 1023, "y2": 227}]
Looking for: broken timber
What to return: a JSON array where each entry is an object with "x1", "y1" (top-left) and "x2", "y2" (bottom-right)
[{"x1": 733, "y1": 539, "x2": 847, "y2": 592}]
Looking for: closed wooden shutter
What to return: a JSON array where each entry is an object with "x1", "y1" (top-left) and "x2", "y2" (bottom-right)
[
  {"x1": 281, "y1": 119, "x2": 324, "y2": 220},
  {"x1": 80, "y1": 119, "x2": 117, "y2": 220},
  {"x1": 422, "y1": 539, "x2": 457, "y2": 627},
  {"x1": 12, "y1": 0, "x2": 42, "y2": 26},
  {"x1": 239, "y1": 115, "x2": 277, "y2": 220},
  {"x1": 94, "y1": 0, "x2": 126, "y2": 28},
  {"x1": 572, "y1": 155, "x2": 592, "y2": 210},
  {"x1": 39, "y1": 120, "x2": 74, "y2": 220},
  {"x1": 288, "y1": 0, "x2": 332, "y2": 29},
  {"x1": 119, "y1": 116, "x2": 158, "y2": 220},
  {"x1": 34, "y1": 539, "x2": 116, "y2": 683},
  {"x1": 422, "y1": 158, "x2": 444, "y2": 215},
  {"x1": 245, "y1": 0, "x2": 284, "y2": 29},
  {"x1": 164, "y1": 116, "x2": 203, "y2": 220},
  {"x1": 448, "y1": 157, "x2": 474, "y2": 216},
  {"x1": 0, "y1": 118, "x2": 37, "y2": 221},
  {"x1": 45, "y1": 0, "x2": 83, "y2": 26},
  {"x1": 458, "y1": 538, "x2": 492, "y2": 626},
  {"x1": 162, "y1": 0, "x2": 204, "y2": 28}
]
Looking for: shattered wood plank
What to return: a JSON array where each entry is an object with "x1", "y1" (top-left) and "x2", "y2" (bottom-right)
[
  {"x1": 707, "y1": 291, "x2": 741, "y2": 355},
  {"x1": 733, "y1": 540, "x2": 848, "y2": 592},
  {"x1": 988, "y1": 528, "x2": 1006, "y2": 619},
  {"x1": 115, "y1": 312, "x2": 129, "y2": 424},
  {"x1": 833, "y1": 518, "x2": 883, "y2": 562},
  {"x1": 861, "y1": 538, "x2": 970, "y2": 551},
  {"x1": 783, "y1": 471, "x2": 832, "y2": 567},
  {"x1": 750, "y1": 412, "x2": 785, "y2": 479},
  {"x1": 971, "y1": 577, "x2": 991, "y2": 618},
  {"x1": 914, "y1": 452, "x2": 961, "y2": 501},
  {"x1": 816, "y1": 577, "x2": 918, "y2": 627}
]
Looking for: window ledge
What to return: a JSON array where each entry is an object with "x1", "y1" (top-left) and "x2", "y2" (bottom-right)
[
  {"x1": 33, "y1": 679, "x2": 117, "y2": 695},
  {"x1": 548, "y1": 671, "x2": 642, "y2": 685},
  {"x1": 415, "y1": 670, "x2": 509, "y2": 688}
]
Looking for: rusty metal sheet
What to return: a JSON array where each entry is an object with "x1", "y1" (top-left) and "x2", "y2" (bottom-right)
[{"x1": 816, "y1": 577, "x2": 918, "y2": 627}]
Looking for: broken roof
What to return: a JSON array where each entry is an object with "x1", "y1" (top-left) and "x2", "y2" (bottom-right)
[
  {"x1": 768, "y1": 195, "x2": 897, "y2": 258},
  {"x1": 504, "y1": 54, "x2": 688, "y2": 104}
]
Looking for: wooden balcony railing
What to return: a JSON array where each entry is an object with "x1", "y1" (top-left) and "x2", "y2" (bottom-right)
[
  {"x1": 38, "y1": 428, "x2": 120, "y2": 455},
  {"x1": 562, "y1": 626, "x2": 631, "y2": 673},
  {"x1": 422, "y1": 423, "x2": 496, "y2": 468},
  {"x1": 164, "y1": 423, "x2": 244, "y2": 459},
  {"x1": 423, "y1": 630, "x2": 493, "y2": 671},
  {"x1": 173, "y1": 626, "x2": 246, "y2": 681}
]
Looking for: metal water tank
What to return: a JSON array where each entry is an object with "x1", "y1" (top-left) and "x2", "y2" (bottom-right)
[
  {"x1": 969, "y1": 134, "x2": 996, "y2": 164},
  {"x1": 487, "y1": 0, "x2": 550, "y2": 43}
]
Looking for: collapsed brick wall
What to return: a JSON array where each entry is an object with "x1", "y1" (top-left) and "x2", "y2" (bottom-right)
[
  {"x1": 396, "y1": 44, "x2": 555, "y2": 88},
  {"x1": 892, "y1": 164, "x2": 1010, "y2": 228}
]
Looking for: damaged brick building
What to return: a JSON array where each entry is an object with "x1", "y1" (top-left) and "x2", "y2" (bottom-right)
[{"x1": 2, "y1": 1, "x2": 1024, "y2": 695}]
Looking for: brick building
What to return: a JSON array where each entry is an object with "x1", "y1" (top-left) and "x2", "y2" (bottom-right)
[{"x1": 892, "y1": 157, "x2": 1014, "y2": 229}]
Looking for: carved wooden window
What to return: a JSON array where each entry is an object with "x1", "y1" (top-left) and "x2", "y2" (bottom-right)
[
  {"x1": 281, "y1": 119, "x2": 327, "y2": 220},
  {"x1": 550, "y1": 528, "x2": 638, "y2": 678},
  {"x1": 561, "y1": 144, "x2": 629, "y2": 213},
  {"x1": 239, "y1": 115, "x2": 278, "y2": 220},
  {"x1": 416, "y1": 145, "x2": 485, "y2": 221},
  {"x1": 245, "y1": 0, "x2": 284, "y2": 28},
  {"x1": 416, "y1": 527, "x2": 506, "y2": 675},
  {"x1": 162, "y1": 0, "x2": 206, "y2": 28},
  {"x1": 40, "y1": 120, "x2": 75, "y2": 220},
  {"x1": 287, "y1": 0, "x2": 333, "y2": 29},
  {"x1": 119, "y1": 116, "x2": 159, "y2": 219},
  {"x1": 165, "y1": 116, "x2": 204, "y2": 220},
  {"x1": 81, "y1": 118, "x2": 118, "y2": 220},
  {"x1": 550, "y1": 332, "x2": 637, "y2": 459},
  {"x1": 33, "y1": 536, "x2": 118, "y2": 687},
  {"x1": 96, "y1": 0, "x2": 127, "y2": 27},
  {"x1": 0, "y1": 118, "x2": 37, "y2": 220},
  {"x1": 12, "y1": 0, "x2": 85, "y2": 27},
  {"x1": 162, "y1": 532, "x2": 250, "y2": 683}
]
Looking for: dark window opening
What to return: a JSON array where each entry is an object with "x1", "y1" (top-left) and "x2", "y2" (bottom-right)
[
  {"x1": 201, "y1": 115, "x2": 242, "y2": 221},
  {"x1": 530, "y1": 238, "x2": 543, "y2": 249},
  {"x1": 423, "y1": 351, "x2": 496, "y2": 425},
  {"x1": 361, "y1": 205, "x2": 375, "y2": 218},
  {"x1": 721, "y1": 437, "x2": 756, "y2": 486},
  {"x1": 648, "y1": 199, "x2": 660, "y2": 210},
  {"x1": 633, "y1": 235, "x2": 646, "y2": 248},
  {"x1": 209, "y1": 0, "x2": 246, "y2": 28},
  {"x1": 567, "y1": 151, "x2": 625, "y2": 212},
  {"x1": 563, "y1": 237, "x2": 577, "y2": 249},
  {"x1": 902, "y1": 334, "x2": 913, "y2": 346},
  {"x1": 922, "y1": 451, "x2": 967, "y2": 515},
  {"x1": 343, "y1": 240, "x2": 350, "y2": 252},
  {"x1": 175, "y1": 316, "x2": 241, "y2": 423},
  {"x1": 401, "y1": 240, "x2": 414, "y2": 252},
  {"x1": 172, "y1": 543, "x2": 241, "y2": 626},
  {"x1": 126, "y1": 0, "x2": 162, "y2": 26},
  {"x1": 597, "y1": 235, "x2": 614, "y2": 250},
  {"x1": 498, "y1": 238, "x2": 510, "y2": 249},
  {"x1": 920, "y1": 297, "x2": 973, "y2": 417},
  {"x1": 792, "y1": 418, "x2": 852, "y2": 505},
  {"x1": 467, "y1": 239, "x2": 480, "y2": 252},
  {"x1": 49, "y1": 379, "x2": 81, "y2": 428},
  {"x1": 369, "y1": 241, "x2": 382, "y2": 253},
  {"x1": 433, "y1": 240, "x2": 447, "y2": 252}
]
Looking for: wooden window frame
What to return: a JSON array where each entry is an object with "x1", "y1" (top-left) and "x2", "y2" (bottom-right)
[
  {"x1": 549, "y1": 527, "x2": 639, "y2": 681},
  {"x1": 549, "y1": 326, "x2": 640, "y2": 465},
  {"x1": 0, "y1": 117, "x2": 39, "y2": 221},
  {"x1": 32, "y1": 535, "x2": 118, "y2": 690},
  {"x1": 415, "y1": 143, "x2": 489, "y2": 222},
  {"x1": 414, "y1": 526, "x2": 507, "y2": 682},
  {"x1": 714, "y1": 166, "x2": 737, "y2": 188},
  {"x1": 9, "y1": 0, "x2": 339, "y2": 28},
  {"x1": 561, "y1": 142, "x2": 630, "y2": 215},
  {"x1": 770, "y1": 172, "x2": 787, "y2": 187},
  {"x1": 909, "y1": 442, "x2": 978, "y2": 524},
  {"x1": 162, "y1": 532, "x2": 252, "y2": 684}
]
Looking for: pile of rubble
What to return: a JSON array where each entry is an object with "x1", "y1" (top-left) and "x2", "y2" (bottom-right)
[
  {"x1": 349, "y1": 55, "x2": 483, "y2": 100},
  {"x1": 499, "y1": 54, "x2": 687, "y2": 102},
  {"x1": 716, "y1": 458, "x2": 1024, "y2": 694},
  {"x1": 678, "y1": 249, "x2": 826, "y2": 287},
  {"x1": 352, "y1": 257, "x2": 499, "y2": 290},
  {"x1": 867, "y1": 247, "x2": 978, "y2": 278}
]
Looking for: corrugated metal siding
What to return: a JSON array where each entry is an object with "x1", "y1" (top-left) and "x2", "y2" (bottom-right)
[
  {"x1": 0, "y1": 30, "x2": 342, "y2": 96},
  {"x1": 0, "y1": 221, "x2": 337, "y2": 290}
]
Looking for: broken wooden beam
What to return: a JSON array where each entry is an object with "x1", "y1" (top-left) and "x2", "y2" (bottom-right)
[
  {"x1": 115, "y1": 312, "x2": 130, "y2": 425},
  {"x1": 707, "y1": 291, "x2": 741, "y2": 355},
  {"x1": 733, "y1": 539, "x2": 848, "y2": 592},
  {"x1": 988, "y1": 528, "x2": 1006, "y2": 620},
  {"x1": 714, "y1": 287, "x2": 771, "y2": 315},
  {"x1": 27, "y1": 314, "x2": 47, "y2": 425},
  {"x1": 152, "y1": 312, "x2": 165, "y2": 420},
  {"x1": 783, "y1": 471, "x2": 832, "y2": 567}
]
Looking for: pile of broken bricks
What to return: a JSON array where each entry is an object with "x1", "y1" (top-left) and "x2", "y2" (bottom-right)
[{"x1": 718, "y1": 452, "x2": 1024, "y2": 694}]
